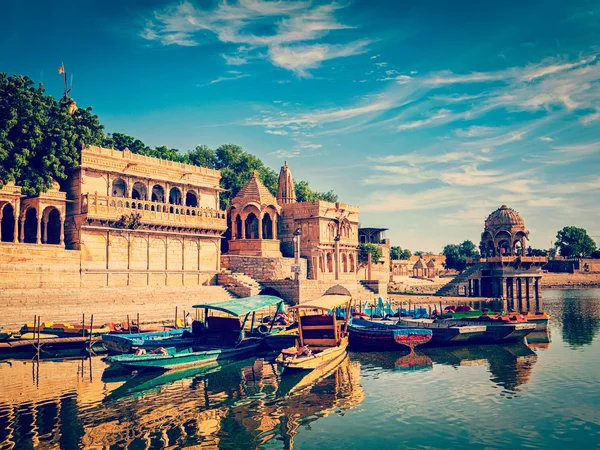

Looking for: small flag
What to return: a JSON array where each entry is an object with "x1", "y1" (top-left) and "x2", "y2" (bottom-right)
[{"x1": 58, "y1": 63, "x2": 65, "y2": 74}]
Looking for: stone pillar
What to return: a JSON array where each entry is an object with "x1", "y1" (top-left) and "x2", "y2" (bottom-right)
[
  {"x1": 272, "y1": 216, "x2": 277, "y2": 240},
  {"x1": 501, "y1": 277, "x2": 508, "y2": 300},
  {"x1": 535, "y1": 277, "x2": 541, "y2": 312},
  {"x1": 0, "y1": 208, "x2": 3, "y2": 242},
  {"x1": 19, "y1": 216, "x2": 25, "y2": 243},
  {"x1": 36, "y1": 215, "x2": 42, "y2": 244},
  {"x1": 257, "y1": 216, "x2": 263, "y2": 240},
  {"x1": 13, "y1": 203, "x2": 19, "y2": 243},
  {"x1": 468, "y1": 279, "x2": 472, "y2": 297},
  {"x1": 42, "y1": 219, "x2": 48, "y2": 244},
  {"x1": 231, "y1": 213, "x2": 236, "y2": 239},
  {"x1": 335, "y1": 240, "x2": 340, "y2": 281},
  {"x1": 59, "y1": 217, "x2": 65, "y2": 246},
  {"x1": 241, "y1": 214, "x2": 246, "y2": 239},
  {"x1": 517, "y1": 278, "x2": 523, "y2": 312}
]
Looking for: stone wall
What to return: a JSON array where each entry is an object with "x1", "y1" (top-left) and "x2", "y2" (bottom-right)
[
  {"x1": 80, "y1": 228, "x2": 220, "y2": 287},
  {"x1": 0, "y1": 243, "x2": 81, "y2": 289},
  {"x1": 259, "y1": 279, "x2": 382, "y2": 305},
  {"x1": 0, "y1": 285, "x2": 235, "y2": 331},
  {"x1": 221, "y1": 255, "x2": 307, "y2": 281}
]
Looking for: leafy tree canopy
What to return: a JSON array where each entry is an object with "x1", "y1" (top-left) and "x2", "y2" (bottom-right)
[
  {"x1": 391, "y1": 246, "x2": 411, "y2": 260},
  {"x1": 358, "y1": 243, "x2": 382, "y2": 264},
  {"x1": 443, "y1": 240, "x2": 479, "y2": 271},
  {"x1": 0, "y1": 72, "x2": 336, "y2": 207},
  {"x1": 555, "y1": 226, "x2": 597, "y2": 257}
]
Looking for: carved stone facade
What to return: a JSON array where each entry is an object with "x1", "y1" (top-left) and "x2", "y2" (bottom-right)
[
  {"x1": 63, "y1": 145, "x2": 227, "y2": 287},
  {"x1": 224, "y1": 162, "x2": 360, "y2": 282}
]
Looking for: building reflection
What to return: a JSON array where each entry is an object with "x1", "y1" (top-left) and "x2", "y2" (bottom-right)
[
  {"x1": 0, "y1": 355, "x2": 364, "y2": 449},
  {"x1": 422, "y1": 343, "x2": 538, "y2": 392}
]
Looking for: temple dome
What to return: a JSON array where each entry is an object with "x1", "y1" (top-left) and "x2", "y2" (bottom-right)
[{"x1": 485, "y1": 205, "x2": 525, "y2": 229}]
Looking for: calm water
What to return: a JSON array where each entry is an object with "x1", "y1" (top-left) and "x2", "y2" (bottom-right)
[{"x1": 1, "y1": 289, "x2": 599, "y2": 449}]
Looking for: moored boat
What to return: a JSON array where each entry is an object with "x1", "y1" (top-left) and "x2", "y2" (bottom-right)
[
  {"x1": 276, "y1": 294, "x2": 352, "y2": 373},
  {"x1": 263, "y1": 328, "x2": 299, "y2": 350},
  {"x1": 102, "y1": 328, "x2": 191, "y2": 354},
  {"x1": 105, "y1": 295, "x2": 285, "y2": 370},
  {"x1": 20, "y1": 321, "x2": 111, "y2": 337},
  {"x1": 439, "y1": 305, "x2": 483, "y2": 319},
  {"x1": 398, "y1": 318, "x2": 487, "y2": 346},
  {"x1": 348, "y1": 318, "x2": 432, "y2": 351},
  {"x1": 521, "y1": 312, "x2": 550, "y2": 330}
]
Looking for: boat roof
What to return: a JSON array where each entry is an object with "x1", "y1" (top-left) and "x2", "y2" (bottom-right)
[
  {"x1": 192, "y1": 295, "x2": 284, "y2": 316},
  {"x1": 289, "y1": 294, "x2": 352, "y2": 311}
]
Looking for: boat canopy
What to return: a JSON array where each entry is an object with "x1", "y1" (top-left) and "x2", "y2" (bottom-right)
[
  {"x1": 192, "y1": 295, "x2": 284, "y2": 317},
  {"x1": 289, "y1": 294, "x2": 352, "y2": 312}
]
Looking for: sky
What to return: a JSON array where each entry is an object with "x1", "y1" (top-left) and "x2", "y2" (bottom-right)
[{"x1": 2, "y1": 0, "x2": 600, "y2": 252}]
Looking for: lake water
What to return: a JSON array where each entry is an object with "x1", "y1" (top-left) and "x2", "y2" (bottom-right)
[{"x1": 1, "y1": 289, "x2": 599, "y2": 449}]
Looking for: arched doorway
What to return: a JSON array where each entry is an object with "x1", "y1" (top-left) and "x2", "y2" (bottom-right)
[
  {"x1": 23, "y1": 208, "x2": 37, "y2": 243},
  {"x1": 112, "y1": 178, "x2": 127, "y2": 197},
  {"x1": 258, "y1": 287, "x2": 284, "y2": 298},
  {"x1": 1, "y1": 203, "x2": 15, "y2": 242},
  {"x1": 245, "y1": 213, "x2": 259, "y2": 239},
  {"x1": 43, "y1": 207, "x2": 61, "y2": 244},
  {"x1": 151, "y1": 185, "x2": 165, "y2": 202},
  {"x1": 235, "y1": 215, "x2": 243, "y2": 239},
  {"x1": 327, "y1": 252, "x2": 333, "y2": 272},
  {"x1": 262, "y1": 213, "x2": 273, "y2": 239},
  {"x1": 132, "y1": 182, "x2": 147, "y2": 200},
  {"x1": 342, "y1": 253, "x2": 348, "y2": 272},
  {"x1": 169, "y1": 187, "x2": 182, "y2": 205},
  {"x1": 186, "y1": 190, "x2": 198, "y2": 207},
  {"x1": 349, "y1": 253, "x2": 355, "y2": 272}
]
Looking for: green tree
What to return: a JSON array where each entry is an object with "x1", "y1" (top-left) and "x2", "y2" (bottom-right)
[
  {"x1": 358, "y1": 243, "x2": 382, "y2": 264},
  {"x1": 555, "y1": 226, "x2": 597, "y2": 257},
  {"x1": 187, "y1": 145, "x2": 217, "y2": 169},
  {"x1": 391, "y1": 246, "x2": 411, "y2": 260},
  {"x1": 400, "y1": 249, "x2": 412, "y2": 260},
  {"x1": 295, "y1": 180, "x2": 338, "y2": 203},
  {"x1": 443, "y1": 240, "x2": 479, "y2": 271},
  {"x1": 0, "y1": 74, "x2": 105, "y2": 195}
]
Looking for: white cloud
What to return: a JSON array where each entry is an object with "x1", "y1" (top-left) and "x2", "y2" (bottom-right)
[
  {"x1": 538, "y1": 136, "x2": 553, "y2": 141},
  {"x1": 142, "y1": 1, "x2": 366, "y2": 75},
  {"x1": 198, "y1": 73, "x2": 249, "y2": 86},
  {"x1": 268, "y1": 40, "x2": 371, "y2": 76},
  {"x1": 265, "y1": 130, "x2": 288, "y2": 135}
]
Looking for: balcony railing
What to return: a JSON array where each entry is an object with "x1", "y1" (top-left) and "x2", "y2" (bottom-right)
[
  {"x1": 485, "y1": 256, "x2": 548, "y2": 264},
  {"x1": 81, "y1": 194, "x2": 227, "y2": 230}
]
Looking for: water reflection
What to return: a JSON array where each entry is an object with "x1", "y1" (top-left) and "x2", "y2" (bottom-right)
[
  {"x1": 553, "y1": 290, "x2": 600, "y2": 347},
  {"x1": 0, "y1": 355, "x2": 363, "y2": 449},
  {"x1": 352, "y1": 350, "x2": 433, "y2": 372},
  {"x1": 423, "y1": 343, "x2": 537, "y2": 392}
]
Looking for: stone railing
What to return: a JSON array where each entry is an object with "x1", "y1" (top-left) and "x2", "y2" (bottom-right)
[
  {"x1": 486, "y1": 256, "x2": 548, "y2": 264},
  {"x1": 81, "y1": 194, "x2": 227, "y2": 229}
]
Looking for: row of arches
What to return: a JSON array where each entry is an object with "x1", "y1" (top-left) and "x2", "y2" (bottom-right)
[
  {"x1": 318, "y1": 251, "x2": 356, "y2": 273},
  {"x1": 230, "y1": 206, "x2": 278, "y2": 241},
  {"x1": 0, "y1": 204, "x2": 62, "y2": 245},
  {"x1": 481, "y1": 230, "x2": 527, "y2": 257},
  {"x1": 111, "y1": 179, "x2": 199, "y2": 207}
]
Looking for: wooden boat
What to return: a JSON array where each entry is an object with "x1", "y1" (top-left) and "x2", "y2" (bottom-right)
[
  {"x1": 0, "y1": 328, "x2": 12, "y2": 341},
  {"x1": 20, "y1": 321, "x2": 111, "y2": 337},
  {"x1": 521, "y1": 312, "x2": 550, "y2": 331},
  {"x1": 276, "y1": 294, "x2": 352, "y2": 373},
  {"x1": 439, "y1": 305, "x2": 483, "y2": 319},
  {"x1": 264, "y1": 328, "x2": 299, "y2": 350},
  {"x1": 105, "y1": 295, "x2": 285, "y2": 370},
  {"x1": 348, "y1": 318, "x2": 432, "y2": 351},
  {"x1": 102, "y1": 328, "x2": 191, "y2": 354},
  {"x1": 398, "y1": 318, "x2": 487, "y2": 346}
]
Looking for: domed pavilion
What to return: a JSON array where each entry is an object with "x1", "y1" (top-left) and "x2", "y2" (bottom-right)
[{"x1": 480, "y1": 205, "x2": 529, "y2": 257}]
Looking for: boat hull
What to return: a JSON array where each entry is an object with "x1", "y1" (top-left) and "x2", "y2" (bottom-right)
[
  {"x1": 348, "y1": 319, "x2": 432, "y2": 350},
  {"x1": 263, "y1": 330, "x2": 298, "y2": 350},
  {"x1": 105, "y1": 341, "x2": 261, "y2": 370},
  {"x1": 276, "y1": 338, "x2": 349, "y2": 373},
  {"x1": 102, "y1": 329, "x2": 192, "y2": 354}
]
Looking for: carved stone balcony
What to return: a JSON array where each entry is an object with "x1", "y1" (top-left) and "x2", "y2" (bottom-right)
[{"x1": 81, "y1": 194, "x2": 227, "y2": 231}]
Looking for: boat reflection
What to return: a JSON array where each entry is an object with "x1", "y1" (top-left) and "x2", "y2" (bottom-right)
[
  {"x1": 0, "y1": 353, "x2": 364, "y2": 449},
  {"x1": 351, "y1": 350, "x2": 433, "y2": 372}
]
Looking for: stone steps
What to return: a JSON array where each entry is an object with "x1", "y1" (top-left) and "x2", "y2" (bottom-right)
[{"x1": 436, "y1": 264, "x2": 482, "y2": 296}]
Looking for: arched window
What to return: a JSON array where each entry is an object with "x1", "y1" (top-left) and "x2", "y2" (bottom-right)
[
  {"x1": 132, "y1": 182, "x2": 147, "y2": 200},
  {"x1": 245, "y1": 213, "x2": 259, "y2": 239},
  {"x1": 349, "y1": 253, "x2": 355, "y2": 272},
  {"x1": 186, "y1": 190, "x2": 198, "y2": 207},
  {"x1": 1, "y1": 203, "x2": 15, "y2": 242},
  {"x1": 112, "y1": 178, "x2": 127, "y2": 197},
  {"x1": 151, "y1": 185, "x2": 165, "y2": 202},
  {"x1": 169, "y1": 187, "x2": 182, "y2": 205},
  {"x1": 236, "y1": 215, "x2": 243, "y2": 239},
  {"x1": 342, "y1": 253, "x2": 348, "y2": 272},
  {"x1": 262, "y1": 213, "x2": 273, "y2": 239},
  {"x1": 327, "y1": 252, "x2": 333, "y2": 272}
]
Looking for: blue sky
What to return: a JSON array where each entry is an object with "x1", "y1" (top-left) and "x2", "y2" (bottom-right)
[{"x1": 2, "y1": 0, "x2": 600, "y2": 252}]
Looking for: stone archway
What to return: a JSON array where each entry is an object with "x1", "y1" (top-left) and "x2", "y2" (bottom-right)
[
  {"x1": 132, "y1": 182, "x2": 147, "y2": 200},
  {"x1": 169, "y1": 187, "x2": 182, "y2": 205},
  {"x1": 22, "y1": 208, "x2": 37, "y2": 243},
  {"x1": 258, "y1": 287, "x2": 284, "y2": 298},
  {"x1": 1, "y1": 203, "x2": 15, "y2": 243},
  {"x1": 151, "y1": 185, "x2": 165, "y2": 203},
  {"x1": 262, "y1": 212, "x2": 273, "y2": 239},
  {"x1": 186, "y1": 190, "x2": 198, "y2": 207},
  {"x1": 245, "y1": 212, "x2": 259, "y2": 239},
  {"x1": 112, "y1": 178, "x2": 127, "y2": 197},
  {"x1": 42, "y1": 206, "x2": 61, "y2": 244}
]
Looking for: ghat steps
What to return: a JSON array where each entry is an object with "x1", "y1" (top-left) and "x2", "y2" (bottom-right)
[{"x1": 436, "y1": 264, "x2": 483, "y2": 296}]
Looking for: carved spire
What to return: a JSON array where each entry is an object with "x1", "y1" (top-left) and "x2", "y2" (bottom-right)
[{"x1": 277, "y1": 161, "x2": 296, "y2": 205}]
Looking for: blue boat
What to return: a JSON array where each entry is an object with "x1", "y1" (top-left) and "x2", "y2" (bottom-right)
[
  {"x1": 105, "y1": 295, "x2": 285, "y2": 370},
  {"x1": 102, "y1": 328, "x2": 192, "y2": 354}
]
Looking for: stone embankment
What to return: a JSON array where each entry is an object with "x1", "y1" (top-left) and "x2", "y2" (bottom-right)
[
  {"x1": 541, "y1": 273, "x2": 600, "y2": 289},
  {"x1": 388, "y1": 277, "x2": 451, "y2": 295}
]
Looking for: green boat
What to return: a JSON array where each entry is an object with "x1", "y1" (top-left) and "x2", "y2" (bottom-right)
[{"x1": 105, "y1": 295, "x2": 284, "y2": 371}]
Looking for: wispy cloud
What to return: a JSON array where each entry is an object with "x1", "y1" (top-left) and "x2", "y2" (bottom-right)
[
  {"x1": 198, "y1": 72, "x2": 249, "y2": 86},
  {"x1": 142, "y1": 1, "x2": 367, "y2": 76}
]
